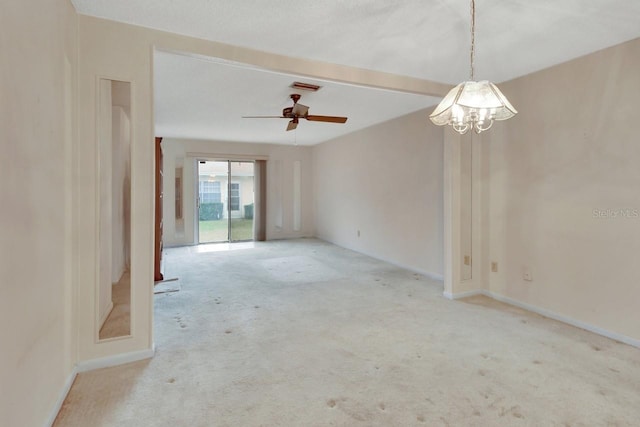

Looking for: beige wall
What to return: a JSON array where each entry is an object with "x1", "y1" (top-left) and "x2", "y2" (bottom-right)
[
  {"x1": 0, "y1": 0, "x2": 78, "y2": 426},
  {"x1": 4, "y1": 4, "x2": 637, "y2": 425},
  {"x1": 76, "y1": 14, "x2": 156, "y2": 366},
  {"x1": 313, "y1": 110, "x2": 444, "y2": 278},
  {"x1": 162, "y1": 139, "x2": 315, "y2": 246},
  {"x1": 72, "y1": 13, "x2": 446, "y2": 375},
  {"x1": 485, "y1": 37, "x2": 640, "y2": 342}
]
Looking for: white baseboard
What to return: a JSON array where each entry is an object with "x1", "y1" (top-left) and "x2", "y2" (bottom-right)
[
  {"x1": 46, "y1": 347, "x2": 156, "y2": 425},
  {"x1": 454, "y1": 290, "x2": 640, "y2": 349},
  {"x1": 46, "y1": 366, "x2": 77, "y2": 427},
  {"x1": 320, "y1": 239, "x2": 444, "y2": 283},
  {"x1": 76, "y1": 345, "x2": 156, "y2": 373},
  {"x1": 423, "y1": 272, "x2": 445, "y2": 282},
  {"x1": 484, "y1": 291, "x2": 640, "y2": 349},
  {"x1": 359, "y1": 249, "x2": 444, "y2": 282},
  {"x1": 443, "y1": 289, "x2": 484, "y2": 300}
]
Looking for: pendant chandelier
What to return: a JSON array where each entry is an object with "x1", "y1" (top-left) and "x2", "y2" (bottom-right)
[{"x1": 429, "y1": 0, "x2": 517, "y2": 134}]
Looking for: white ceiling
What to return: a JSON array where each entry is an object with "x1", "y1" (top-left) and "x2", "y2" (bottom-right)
[
  {"x1": 72, "y1": 0, "x2": 640, "y2": 145},
  {"x1": 153, "y1": 51, "x2": 441, "y2": 145}
]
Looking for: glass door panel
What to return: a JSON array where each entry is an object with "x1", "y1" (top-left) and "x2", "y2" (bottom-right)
[
  {"x1": 230, "y1": 161, "x2": 254, "y2": 242},
  {"x1": 198, "y1": 160, "x2": 229, "y2": 243}
]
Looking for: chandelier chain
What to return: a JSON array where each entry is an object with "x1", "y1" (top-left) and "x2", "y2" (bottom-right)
[{"x1": 470, "y1": 0, "x2": 475, "y2": 80}]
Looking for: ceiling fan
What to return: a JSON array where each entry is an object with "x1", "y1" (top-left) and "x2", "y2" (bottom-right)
[{"x1": 242, "y1": 94, "x2": 348, "y2": 131}]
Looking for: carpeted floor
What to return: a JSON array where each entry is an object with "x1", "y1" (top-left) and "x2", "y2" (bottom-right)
[
  {"x1": 55, "y1": 239, "x2": 640, "y2": 426},
  {"x1": 99, "y1": 270, "x2": 131, "y2": 340}
]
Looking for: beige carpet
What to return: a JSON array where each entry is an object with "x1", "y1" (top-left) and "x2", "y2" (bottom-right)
[
  {"x1": 99, "y1": 270, "x2": 131, "y2": 340},
  {"x1": 154, "y1": 278, "x2": 181, "y2": 294},
  {"x1": 55, "y1": 239, "x2": 640, "y2": 426}
]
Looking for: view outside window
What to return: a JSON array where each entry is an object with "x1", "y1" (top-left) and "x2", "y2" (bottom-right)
[
  {"x1": 199, "y1": 181, "x2": 221, "y2": 203},
  {"x1": 230, "y1": 183, "x2": 240, "y2": 211},
  {"x1": 198, "y1": 161, "x2": 254, "y2": 243}
]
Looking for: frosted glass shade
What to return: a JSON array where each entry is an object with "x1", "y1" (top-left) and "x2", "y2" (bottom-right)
[{"x1": 429, "y1": 80, "x2": 517, "y2": 134}]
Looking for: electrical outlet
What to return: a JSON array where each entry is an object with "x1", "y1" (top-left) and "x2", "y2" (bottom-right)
[
  {"x1": 523, "y1": 268, "x2": 533, "y2": 281},
  {"x1": 464, "y1": 255, "x2": 471, "y2": 266},
  {"x1": 491, "y1": 262, "x2": 498, "y2": 273},
  {"x1": 357, "y1": 229, "x2": 360, "y2": 237}
]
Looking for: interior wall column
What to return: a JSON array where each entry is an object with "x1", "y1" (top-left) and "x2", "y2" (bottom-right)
[
  {"x1": 443, "y1": 129, "x2": 462, "y2": 298},
  {"x1": 443, "y1": 129, "x2": 484, "y2": 298}
]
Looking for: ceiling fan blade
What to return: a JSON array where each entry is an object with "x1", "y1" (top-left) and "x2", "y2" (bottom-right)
[
  {"x1": 242, "y1": 116, "x2": 287, "y2": 119},
  {"x1": 292, "y1": 103, "x2": 309, "y2": 117},
  {"x1": 305, "y1": 115, "x2": 348, "y2": 123},
  {"x1": 286, "y1": 120, "x2": 298, "y2": 131}
]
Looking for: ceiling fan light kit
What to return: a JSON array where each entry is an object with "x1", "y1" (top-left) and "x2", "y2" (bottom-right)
[{"x1": 430, "y1": 0, "x2": 517, "y2": 134}]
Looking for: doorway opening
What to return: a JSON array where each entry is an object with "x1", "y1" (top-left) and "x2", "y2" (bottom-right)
[{"x1": 198, "y1": 160, "x2": 255, "y2": 243}]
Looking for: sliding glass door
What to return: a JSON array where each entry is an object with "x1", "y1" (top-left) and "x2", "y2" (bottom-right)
[{"x1": 198, "y1": 160, "x2": 254, "y2": 243}]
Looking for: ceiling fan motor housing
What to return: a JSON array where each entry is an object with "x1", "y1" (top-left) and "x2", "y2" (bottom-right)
[{"x1": 282, "y1": 107, "x2": 294, "y2": 117}]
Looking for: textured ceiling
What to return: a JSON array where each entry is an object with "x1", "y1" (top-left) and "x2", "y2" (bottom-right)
[
  {"x1": 154, "y1": 51, "x2": 441, "y2": 145},
  {"x1": 72, "y1": 0, "x2": 640, "y2": 144}
]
